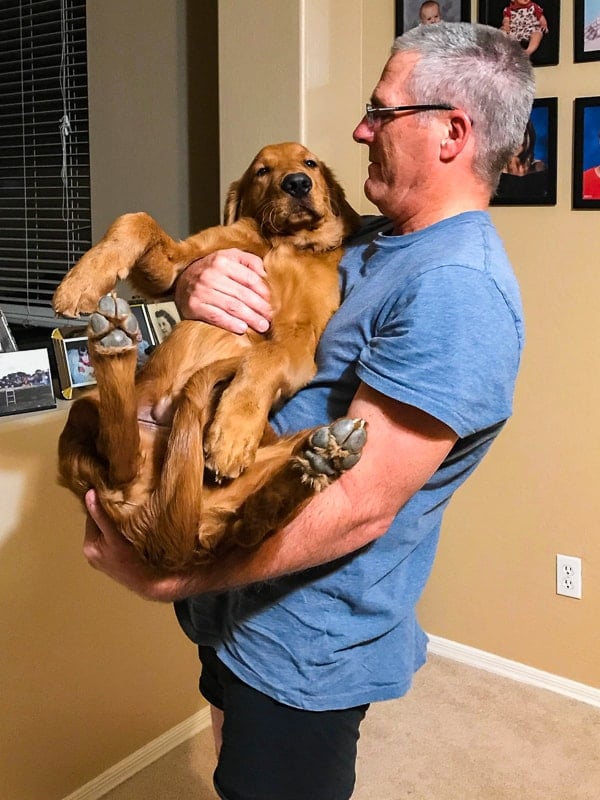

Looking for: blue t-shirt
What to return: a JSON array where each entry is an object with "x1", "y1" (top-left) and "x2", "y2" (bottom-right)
[{"x1": 175, "y1": 211, "x2": 524, "y2": 710}]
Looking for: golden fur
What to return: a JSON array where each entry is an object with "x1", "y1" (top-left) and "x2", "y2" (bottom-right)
[{"x1": 53, "y1": 143, "x2": 365, "y2": 569}]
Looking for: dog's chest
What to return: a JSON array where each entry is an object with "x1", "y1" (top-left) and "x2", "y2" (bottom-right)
[{"x1": 264, "y1": 243, "x2": 341, "y2": 319}]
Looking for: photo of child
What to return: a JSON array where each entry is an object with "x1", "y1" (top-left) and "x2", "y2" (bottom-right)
[
  {"x1": 492, "y1": 98, "x2": 557, "y2": 206},
  {"x1": 499, "y1": 0, "x2": 548, "y2": 57},
  {"x1": 419, "y1": 1, "x2": 442, "y2": 24},
  {"x1": 396, "y1": 0, "x2": 468, "y2": 34},
  {"x1": 581, "y1": 105, "x2": 600, "y2": 200},
  {"x1": 479, "y1": 0, "x2": 559, "y2": 67}
]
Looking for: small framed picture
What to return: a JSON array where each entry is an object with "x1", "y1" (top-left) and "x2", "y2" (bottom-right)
[
  {"x1": 0, "y1": 308, "x2": 18, "y2": 353},
  {"x1": 147, "y1": 301, "x2": 181, "y2": 344},
  {"x1": 478, "y1": 0, "x2": 560, "y2": 67},
  {"x1": 0, "y1": 348, "x2": 56, "y2": 417},
  {"x1": 130, "y1": 303, "x2": 157, "y2": 368},
  {"x1": 574, "y1": 1, "x2": 600, "y2": 62},
  {"x1": 51, "y1": 330, "x2": 96, "y2": 399},
  {"x1": 572, "y1": 96, "x2": 600, "y2": 210},
  {"x1": 395, "y1": 0, "x2": 470, "y2": 34},
  {"x1": 492, "y1": 97, "x2": 557, "y2": 206}
]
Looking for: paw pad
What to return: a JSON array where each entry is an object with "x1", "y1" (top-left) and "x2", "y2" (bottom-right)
[
  {"x1": 87, "y1": 294, "x2": 140, "y2": 352},
  {"x1": 299, "y1": 418, "x2": 366, "y2": 485}
]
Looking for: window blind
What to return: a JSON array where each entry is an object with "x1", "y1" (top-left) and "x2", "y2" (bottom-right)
[{"x1": 0, "y1": 0, "x2": 90, "y2": 328}]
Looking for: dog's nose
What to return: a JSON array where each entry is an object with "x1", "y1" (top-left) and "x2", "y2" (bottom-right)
[{"x1": 281, "y1": 172, "x2": 312, "y2": 198}]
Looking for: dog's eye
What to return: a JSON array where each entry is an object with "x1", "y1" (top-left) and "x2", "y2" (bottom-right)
[
  {"x1": 256, "y1": 166, "x2": 271, "y2": 177},
  {"x1": 304, "y1": 159, "x2": 318, "y2": 168}
]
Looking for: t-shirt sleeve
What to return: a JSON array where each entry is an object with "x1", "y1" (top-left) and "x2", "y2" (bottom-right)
[{"x1": 355, "y1": 265, "x2": 522, "y2": 438}]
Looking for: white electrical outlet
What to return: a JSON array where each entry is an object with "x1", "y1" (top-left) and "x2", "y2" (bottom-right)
[{"x1": 556, "y1": 554, "x2": 582, "y2": 599}]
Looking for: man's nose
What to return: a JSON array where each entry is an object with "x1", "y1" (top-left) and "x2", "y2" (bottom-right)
[{"x1": 353, "y1": 117, "x2": 375, "y2": 144}]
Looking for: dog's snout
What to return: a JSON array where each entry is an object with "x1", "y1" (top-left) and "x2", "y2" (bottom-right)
[{"x1": 281, "y1": 172, "x2": 312, "y2": 198}]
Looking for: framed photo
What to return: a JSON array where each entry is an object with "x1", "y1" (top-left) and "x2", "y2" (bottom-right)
[
  {"x1": 492, "y1": 97, "x2": 557, "y2": 206},
  {"x1": 130, "y1": 303, "x2": 157, "y2": 368},
  {"x1": 0, "y1": 308, "x2": 18, "y2": 353},
  {"x1": 52, "y1": 330, "x2": 96, "y2": 399},
  {"x1": 572, "y1": 96, "x2": 600, "y2": 209},
  {"x1": 478, "y1": 0, "x2": 560, "y2": 67},
  {"x1": 0, "y1": 348, "x2": 56, "y2": 417},
  {"x1": 395, "y1": 0, "x2": 470, "y2": 35},
  {"x1": 147, "y1": 301, "x2": 181, "y2": 344},
  {"x1": 574, "y1": 1, "x2": 600, "y2": 62}
]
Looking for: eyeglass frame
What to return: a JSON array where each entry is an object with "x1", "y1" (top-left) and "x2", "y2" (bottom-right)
[{"x1": 364, "y1": 103, "x2": 457, "y2": 129}]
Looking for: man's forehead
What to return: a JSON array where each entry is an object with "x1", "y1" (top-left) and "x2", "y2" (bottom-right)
[{"x1": 373, "y1": 51, "x2": 418, "y2": 103}]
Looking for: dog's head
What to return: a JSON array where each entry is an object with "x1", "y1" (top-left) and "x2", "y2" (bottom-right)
[{"x1": 224, "y1": 142, "x2": 360, "y2": 249}]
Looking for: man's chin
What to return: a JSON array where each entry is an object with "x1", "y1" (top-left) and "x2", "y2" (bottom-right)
[{"x1": 364, "y1": 178, "x2": 382, "y2": 207}]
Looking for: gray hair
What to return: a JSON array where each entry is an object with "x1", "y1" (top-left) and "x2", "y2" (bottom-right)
[{"x1": 392, "y1": 22, "x2": 535, "y2": 188}]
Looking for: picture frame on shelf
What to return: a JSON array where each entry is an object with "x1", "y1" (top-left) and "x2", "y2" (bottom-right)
[
  {"x1": 572, "y1": 96, "x2": 600, "y2": 209},
  {"x1": 574, "y1": 0, "x2": 600, "y2": 62},
  {"x1": 395, "y1": 0, "x2": 470, "y2": 35},
  {"x1": 52, "y1": 330, "x2": 96, "y2": 399},
  {"x1": 0, "y1": 348, "x2": 56, "y2": 417},
  {"x1": 492, "y1": 97, "x2": 557, "y2": 206},
  {"x1": 147, "y1": 301, "x2": 181, "y2": 344},
  {"x1": 478, "y1": 0, "x2": 560, "y2": 67},
  {"x1": 0, "y1": 308, "x2": 18, "y2": 353}
]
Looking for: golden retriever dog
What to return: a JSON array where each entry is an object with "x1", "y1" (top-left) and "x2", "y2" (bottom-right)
[{"x1": 52, "y1": 143, "x2": 367, "y2": 570}]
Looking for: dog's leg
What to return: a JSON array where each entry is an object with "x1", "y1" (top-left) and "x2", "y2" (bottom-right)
[
  {"x1": 199, "y1": 418, "x2": 367, "y2": 553},
  {"x1": 53, "y1": 213, "x2": 269, "y2": 317},
  {"x1": 204, "y1": 329, "x2": 321, "y2": 479},
  {"x1": 86, "y1": 295, "x2": 142, "y2": 487}
]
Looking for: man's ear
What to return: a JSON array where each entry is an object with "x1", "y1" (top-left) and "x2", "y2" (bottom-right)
[{"x1": 439, "y1": 110, "x2": 472, "y2": 161}]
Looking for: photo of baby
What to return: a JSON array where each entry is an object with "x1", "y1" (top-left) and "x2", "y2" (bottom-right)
[
  {"x1": 396, "y1": 0, "x2": 469, "y2": 34},
  {"x1": 478, "y1": 0, "x2": 559, "y2": 66}
]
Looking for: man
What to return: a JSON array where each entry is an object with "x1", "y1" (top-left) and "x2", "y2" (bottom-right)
[{"x1": 84, "y1": 22, "x2": 534, "y2": 800}]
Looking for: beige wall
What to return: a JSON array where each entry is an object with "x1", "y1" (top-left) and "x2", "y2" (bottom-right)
[
  {"x1": 2, "y1": 2, "x2": 598, "y2": 799},
  {"x1": 0, "y1": 409, "x2": 201, "y2": 800},
  {"x1": 87, "y1": 0, "x2": 220, "y2": 240}
]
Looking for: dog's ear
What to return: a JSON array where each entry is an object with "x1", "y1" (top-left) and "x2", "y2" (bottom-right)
[
  {"x1": 223, "y1": 179, "x2": 242, "y2": 225},
  {"x1": 321, "y1": 162, "x2": 361, "y2": 235}
]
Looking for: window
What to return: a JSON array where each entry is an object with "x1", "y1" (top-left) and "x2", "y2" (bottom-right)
[{"x1": 0, "y1": 0, "x2": 90, "y2": 328}]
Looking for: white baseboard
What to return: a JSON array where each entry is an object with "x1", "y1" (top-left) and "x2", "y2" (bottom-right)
[
  {"x1": 63, "y1": 640, "x2": 600, "y2": 799},
  {"x1": 62, "y1": 706, "x2": 211, "y2": 800},
  {"x1": 427, "y1": 634, "x2": 600, "y2": 708}
]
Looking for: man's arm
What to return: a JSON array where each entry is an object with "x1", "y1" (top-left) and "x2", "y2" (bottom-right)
[{"x1": 84, "y1": 382, "x2": 458, "y2": 601}]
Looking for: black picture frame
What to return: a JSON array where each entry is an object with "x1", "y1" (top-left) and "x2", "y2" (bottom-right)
[
  {"x1": 478, "y1": 0, "x2": 560, "y2": 67},
  {"x1": 574, "y1": 1, "x2": 600, "y2": 62},
  {"x1": 395, "y1": 0, "x2": 470, "y2": 35},
  {"x1": 492, "y1": 97, "x2": 558, "y2": 206},
  {"x1": 572, "y1": 96, "x2": 600, "y2": 210}
]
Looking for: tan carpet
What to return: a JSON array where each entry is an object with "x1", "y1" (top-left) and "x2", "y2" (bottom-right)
[{"x1": 102, "y1": 655, "x2": 600, "y2": 799}]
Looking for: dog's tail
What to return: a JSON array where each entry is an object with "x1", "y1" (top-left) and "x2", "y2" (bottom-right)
[{"x1": 151, "y1": 358, "x2": 240, "y2": 567}]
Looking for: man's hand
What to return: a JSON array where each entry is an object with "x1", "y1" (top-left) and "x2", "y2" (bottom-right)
[
  {"x1": 83, "y1": 490, "x2": 194, "y2": 602},
  {"x1": 175, "y1": 249, "x2": 272, "y2": 334}
]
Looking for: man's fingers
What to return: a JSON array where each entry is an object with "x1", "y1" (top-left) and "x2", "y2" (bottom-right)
[{"x1": 176, "y1": 250, "x2": 273, "y2": 334}]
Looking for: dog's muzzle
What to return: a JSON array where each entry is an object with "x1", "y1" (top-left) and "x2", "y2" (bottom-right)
[{"x1": 281, "y1": 172, "x2": 312, "y2": 199}]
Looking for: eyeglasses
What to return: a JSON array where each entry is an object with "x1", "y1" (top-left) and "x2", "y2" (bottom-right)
[{"x1": 364, "y1": 103, "x2": 456, "y2": 129}]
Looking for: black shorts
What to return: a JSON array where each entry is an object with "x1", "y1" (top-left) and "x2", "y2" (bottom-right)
[{"x1": 198, "y1": 645, "x2": 369, "y2": 800}]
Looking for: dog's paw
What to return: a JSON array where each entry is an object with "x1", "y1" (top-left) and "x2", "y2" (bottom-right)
[
  {"x1": 295, "y1": 418, "x2": 367, "y2": 491},
  {"x1": 88, "y1": 295, "x2": 140, "y2": 353},
  {"x1": 204, "y1": 419, "x2": 262, "y2": 482}
]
